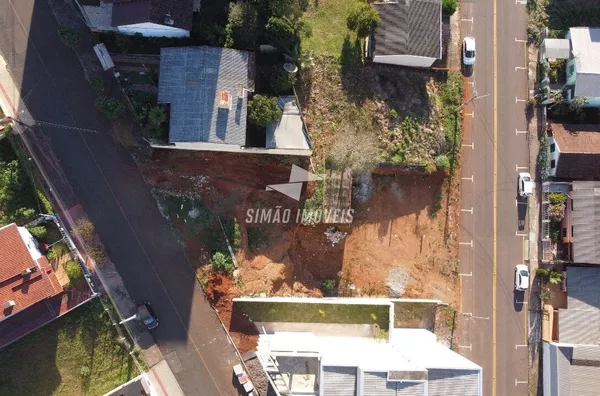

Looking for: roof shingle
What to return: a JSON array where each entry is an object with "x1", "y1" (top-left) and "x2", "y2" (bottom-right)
[
  {"x1": 111, "y1": 0, "x2": 194, "y2": 31},
  {"x1": 551, "y1": 123, "x2": 600, "y2": 179}
]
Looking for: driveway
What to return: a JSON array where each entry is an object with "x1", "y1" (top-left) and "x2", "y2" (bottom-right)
[
  {"x1": 0, "y1": 1, "x2": 240, "y2": 394},
  {"x1": 458, "y1": 0, "x2": 531, "y2": 395}
]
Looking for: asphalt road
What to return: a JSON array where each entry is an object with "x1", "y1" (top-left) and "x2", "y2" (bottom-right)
[
  {"x1": 0, "y1": 1, "x2": 239, "y2": 395},
  {"x1": 459, "y1": 0, "x2": 531, "y2": 395}
]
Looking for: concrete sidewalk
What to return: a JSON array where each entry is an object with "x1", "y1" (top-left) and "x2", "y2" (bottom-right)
[
  {"x1": 105, "y1": 360, "x2": 185, "y2": 396},
  {"x1": 0, "y1": 52, "x2": 182, "y2": 393}
]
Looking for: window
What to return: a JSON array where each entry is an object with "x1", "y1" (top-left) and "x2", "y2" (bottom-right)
[
  {"x1": 569, "y1": 64, "x2": 575, "y2": 75},
  {"x1": 551, "y1": 159, "x2": 556, "y2": 168},
  {"x1": 550, "y1": 143, "x2": 556, "y2": 152},
  {"x1": 563, "y1": 228, "x2": 567, "y2": 237},
  {"x1": 571, "y1": 199, "x2": 574, "y2": 211}
]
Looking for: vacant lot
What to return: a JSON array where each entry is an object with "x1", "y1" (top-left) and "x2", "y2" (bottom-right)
[{"x1": 0, "y1": 299, "x2": 140, "y2": 396}]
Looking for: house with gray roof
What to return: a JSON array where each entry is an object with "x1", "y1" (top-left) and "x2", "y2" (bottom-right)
[
  {"x1": 156, "y1": 46, "x2": 312, "y2": 156},
  {"x1": 365, "y1": 0, "x2": 443, "y2": 68},
  {"x1": 544, "y1": 267, "x2": 600, "y2": 396},
  {"x1": 541, "y1": 27, "x2": 600, "y2": 107},
  {"x1": 257, "y1": 329, "x2": 482, "y2": 396},
  {"x1": 77, "y1": 0, "x2": 196, "y2": 38}
]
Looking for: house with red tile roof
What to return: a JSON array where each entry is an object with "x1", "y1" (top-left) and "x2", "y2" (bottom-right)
[
  {"x1": 547, "y1": 122, "x2": 600, "y2": 180},
  {"x1": 0, "y1": 223, "x2": 62, "y2": 321}
]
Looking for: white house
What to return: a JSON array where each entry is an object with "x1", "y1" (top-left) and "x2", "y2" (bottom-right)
[
  {"x1": 77, "y1": 0, "x2": 194, "y2": 38},
  {"x1": 257, "y1": 329, "x2": 482, "y2": 395},
  {"x1": 542, "y1": 28, "x2": 600, "y2": 107},
  {"x1": 366, "y1": 0, "x2": 443, "y2": 68}
]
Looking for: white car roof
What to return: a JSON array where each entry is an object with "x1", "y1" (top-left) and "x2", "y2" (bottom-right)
[{"x1": 464, "y1": 37, "x2": 476, "y2": 50}]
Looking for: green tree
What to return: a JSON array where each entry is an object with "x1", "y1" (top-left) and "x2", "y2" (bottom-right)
[
  {"x1": 435, "y1": 155, "x2": 451, "y2": 171},
  {"x1": 248, "y1": 95, "x2": 282, "y2": 127},
  {"x1": 265, "y1": 17, "x2": 297, "y2": 50},
  {"x1": 268, "y1": 0, "x2": 309, "y2": 21},
  {"x1": 442, "y1": 0, "x2": 458, "y2": 16},
  {"x1": 143, "y1": 106, "x2": 167, "y2": 139},
  {"x1": 58, "y1": 26, "x2": 80, "y2": 51},
  {"x1": 211, "y1": 252, "x2": 234, "y2": 275},
  {"x1": 346, "y1": 3, "x2": 380, "y2": 39},
  {"x1": 27, "y1": 225, "x2": 48, "y2": 240},
  {"x1": 95, "y1": 97, "x2": 125, "y2": 120},
  {"x1": 225, "y1": 2, "x2": 258, "y2": 49},
  {"x1": 549, "y1": 192, "x2": 566, "y2": 205},
  {"x1": 269, "y1": 67, "x2": 297, "y2": 93}
]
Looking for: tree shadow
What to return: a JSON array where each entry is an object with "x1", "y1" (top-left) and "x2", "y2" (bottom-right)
[{"x1": 340, "y1": 35, "x2": 363, "y2": 74}]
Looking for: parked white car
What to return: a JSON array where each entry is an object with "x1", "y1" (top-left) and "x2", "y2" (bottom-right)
[
  {"x1": 518, "y1": 172, "x2": 533, "y2": 197},
  {"x1": 515, "y1": 265, "x2": 530, "y2": 291},
  {"x1": 463, "y1": 37, "x2": 476, "y2": 66}
]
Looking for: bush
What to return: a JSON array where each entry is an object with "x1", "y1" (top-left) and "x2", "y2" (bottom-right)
[
  {"x1": 75, "y1": 218, "x2": 95, "y2": 243},
  {"x1": 143, "y1": 106, "x2": 167, "y2": 139},
  {"x1": 538, "y1": 131, "x2": 549, "y2": 180},
  {"x1": 536, "y1": 268, "x2": 549, "y2": 278},
  {"x1": 322, "y1": 279, "x2": 337, "y2": 295},
  {"x1": 95, "y1": 97, "x2": 125, "y2": 120},
  {"x1": 549, "y1": 203, "x2": 565, "y2": 222},
  {"x1": 388, "y1": 109, "x2": 399, "y2": 120},
  {"x1": 89, "y1": 246, "x2": 105, "y2": 262},
  {"x1": 442, "y1": 0, "x2": 458, "y2": 16},
  {"x1": 326, "y1": 124, "x2": 380, "y2": 173},
  {"x1": 58, "y1": 26, "x2": 80, "y2": 50},
  {"x1": 549, "y1": 270, "x2": 563, "y2": 285},
  {"x1": 193, "y1": 23, "x2": 226, "y2": 47},
  {"x1": 211, "y1": 252, "x2": 234, "y2": 275},
  {"x1": 549, "y1": 192, "x2": 566, "y2": 206},
  {"x1": 435, "y1": 155, "x2": 451, "y2": 171},
  {"x1": 265, "y1": 17, "x2": 296, "y2": 51},
  {"x1": 28, "y1": 225, "x2": 48, "y2": 240},
  {"x1": 225, "y1": 2, "x2": 258, "y2": 49},
  {"x1": 346, "y1": 3, "x2": 380, "y2": 38},
  {"x1": 232, "y1": 219, "x2": 241, "y2": 251},
  {"x1": 63, "y1": 260, "x2": 84, "y2": 284},
  {"x1": 248, "y1": 95, "x2": 282, "y2": 127},
  {"x1": 269, "y1": 67, "x2": 297, "y2": 94},
  {"x1": 550, "y1": 220, "x2": 561, "y2": 241},
  {"x1": 90, "y1": 76, "x2": 105, "y2": 93}
]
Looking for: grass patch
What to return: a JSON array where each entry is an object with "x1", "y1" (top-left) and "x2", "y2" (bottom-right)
[
  {"x1": 0, "y1": 299, "x2": 140, "y2": 396},
  {"x1": 439, "y1": 73, "x2": 463, "y2": 163},
  {"x1": 247, "y1": 226, "x2": 270, "y2": 253},
  {"x1": 301, "y1": 0, "x2": 362, "y2": 56},
  {"x1": 236, "y1": 301, "x2": 390, "y2": 330},
  {"x1": 63, "y1": 260, "x2": 85, "y2": 286}
]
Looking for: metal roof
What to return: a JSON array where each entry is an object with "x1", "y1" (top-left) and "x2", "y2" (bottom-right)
[
  {"x1": 158, "y1": 46, "x2": 254, "y2": 145},
  {"x1": 372, "y1": 0, "x2": 442, "y2": 59},
  {"x1": 571, "y1": 182, "x2": 600, "y2": 264},
  {"x1": 543, "y1": 38, "x2": 570, "y2": 59},
  {"x1": 558, "y1": 267, "x2": 600, "y2": 345},
  {"x1": 570, "y1": 28, "x2": 600, "y2": 98}
]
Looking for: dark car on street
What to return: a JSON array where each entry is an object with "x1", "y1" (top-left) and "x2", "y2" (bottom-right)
[{"x1": 137, "y1": 301, "x2": 159, "y2": 330}]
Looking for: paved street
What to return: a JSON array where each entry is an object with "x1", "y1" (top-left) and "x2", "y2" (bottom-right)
[
  {"x1": 0, "y1": 1, "x2": 240, "y2": 394},
  {"x1": 459, "y1": 0, "x2": 531, "y2": 395}
]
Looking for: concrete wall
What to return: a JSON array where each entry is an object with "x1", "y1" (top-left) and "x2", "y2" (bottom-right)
[
  {"x1": 117, "y1": 22, "x2": 190, "y2": 38},
  {"x1": 151, "y1": 141, "x2": 313, "y2": 156},
  {"x1": 372, "y1": 55, "x2": 436, "y2": 68}
]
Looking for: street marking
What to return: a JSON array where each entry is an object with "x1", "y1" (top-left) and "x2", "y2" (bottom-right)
[
  {"x1": 465, "y1": 111, "x2": 475, "y2": 118},
  {"x1": 515, "y1": 379, "x2": 528, "y2": 386},
  {"x1": 459, "y1": 272, "x2": 473, "y2": 277},
  {"x1": 459, "y1": 344, "x2": 472, "y2": 351},
  {"x1": 468, "y1": 81, "x2": 475, "y2": 86},
  {"x1": 515, "y1": 37, "x2": 527, "y2": 43},
  {"x1": 516, "y1": 200, "x2": 527, "y2": 205},
  {"x1": 515, "y1": 0, "x2": 527, "y2": 4},
  {"x1": 493, "y1": 0, "x2": 498, "y2": 390},
  {"x1": 516, "y1": 164, "x2": 528, "y2": 172},
  {"x1": 462, "y1": 207, "x2": 474, "y2": 214},
  {"x1": 461, "y1": 18, "x2": 473, "y2": 23},
  {"x1": 463, "y1": 313, "x2": 490, "y2": 320},
  {"x1": 515, "y1": 344, "x2": 527, "y2": 350},
  {"x1": 515, "y1": 66, "x2": 527, "y2": 71},
  {"x1": 462, "y1": 175, "x2": 474, "y2": 182},
  {"x1": 462, "y1": 142, "x2": 474, "y2": 149},
  {"x1": 516, "y1": 128, "x2": 528, "y2": 135},
  {"x1": 459, "y1": 240, "x2": 473, "y2": 247},
  {"x1": 516, "y1": 97, "x2": 527, "y2": 103},
  {"x1": 516, "y1": 231, "x2": 528, "y2": 237}
]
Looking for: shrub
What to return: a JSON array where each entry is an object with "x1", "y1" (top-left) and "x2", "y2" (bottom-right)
[
  {"x1": 193, "y1": 23, "x2": 226, "y2": 47},
  {"x1": 269, "y1": 67, "x2": 297, "y2": 94},
  {"x1": 232, "y1": 219, "x2": 241, "y2": 251},
  {"x1": 211, "y1": 252, "x2": 234, "y2": 275},
  {"x1": 248, "y1": 95, "x2": 282, "y2": 127},
  {"x1": 536, "y1": 268, "x2": 549, "y2": 278},
  {"x1": 425, "y1": 162, "x2": 437, "y2": 174},
  {"x1": 28, "y1": 225, "x2": 48, "y2": 240},
  {"x1": 549, "y1": 192, "x2": 566, "y2": 205},
  {"x1": 75, "y1": 218, "x2": 95, "y2": 243},
  {"x1": 265, "y1": 17, "x2": 297, "y2": 51},
  {"x1": 89, "y1": 246, "x2": 106, "y2": 262},
  {"x1": 63, "y1": 260, "x2": 84, "y2": 284},
  {"x1": 326, "y1": 124, "x2": 380, "y2": 173},
  {"x1": 225, "y1": 2, "x2": 258, "y2": 49},
  {"x1": 435, "y1": 155, "x2": 451, "y2": 171},
  {"x1": 549, "y1": 270, "x2": 562, "y2": 285},
  {"x1": 143, "y1": 106, "x2": 167, "y2": 138},
  {"x1": 388, "y1": 109, "x2": 399, "y2": 120},
  {"x1": 95, "y1": 97, "x2": 125, "y2": 120},
  {"x1": 58, "y1": 26, "x2": 80, "y2": 50},
  {"x1": 321, "y1": 279, "x2": 337, "y2": 295},
  {"x1": 539, "y1": 289, "x2": 553, "y2": 303},
  {"x1": 442, "y1": 0, "x2": 458, "y2": 16},
  {"x1": 80, "y1": 365, "x2": 91, "y2": 378},
  {"x1": 90, "y1": 76, "x2": 105, "y2": 93},
  {"x1": 346, "y1": 3, "x2": 380, "y2": 38},
  {"x1": 549, "y1": 220, "x2": 561, "y2": 241},
  {"x1": 549, "y1": 203, "x2": 565, "y2": 222},
  {"x1": 538, "y1": 131, "x2": 549, "y2": 180}
]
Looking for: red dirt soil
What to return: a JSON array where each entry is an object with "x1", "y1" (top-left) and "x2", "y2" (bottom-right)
[{"x1": 139, "y1": 149, "x2": 461, "y2": 353}]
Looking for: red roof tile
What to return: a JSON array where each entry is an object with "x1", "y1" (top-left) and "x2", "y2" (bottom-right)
[{"x1": 0, "y1": 224, "x2": 62, "y2": 320}]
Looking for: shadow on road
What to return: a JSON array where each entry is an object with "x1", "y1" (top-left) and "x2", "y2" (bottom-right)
[
  {"x1": 513, "y1": 290, "x2": 526, "y2": 312},
  {"x1": 462, "y1": 64, "x2": 473, "y2": 78},
  {"x1": 517, "y1": 196, "x2": 528, "y2": 231}
]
